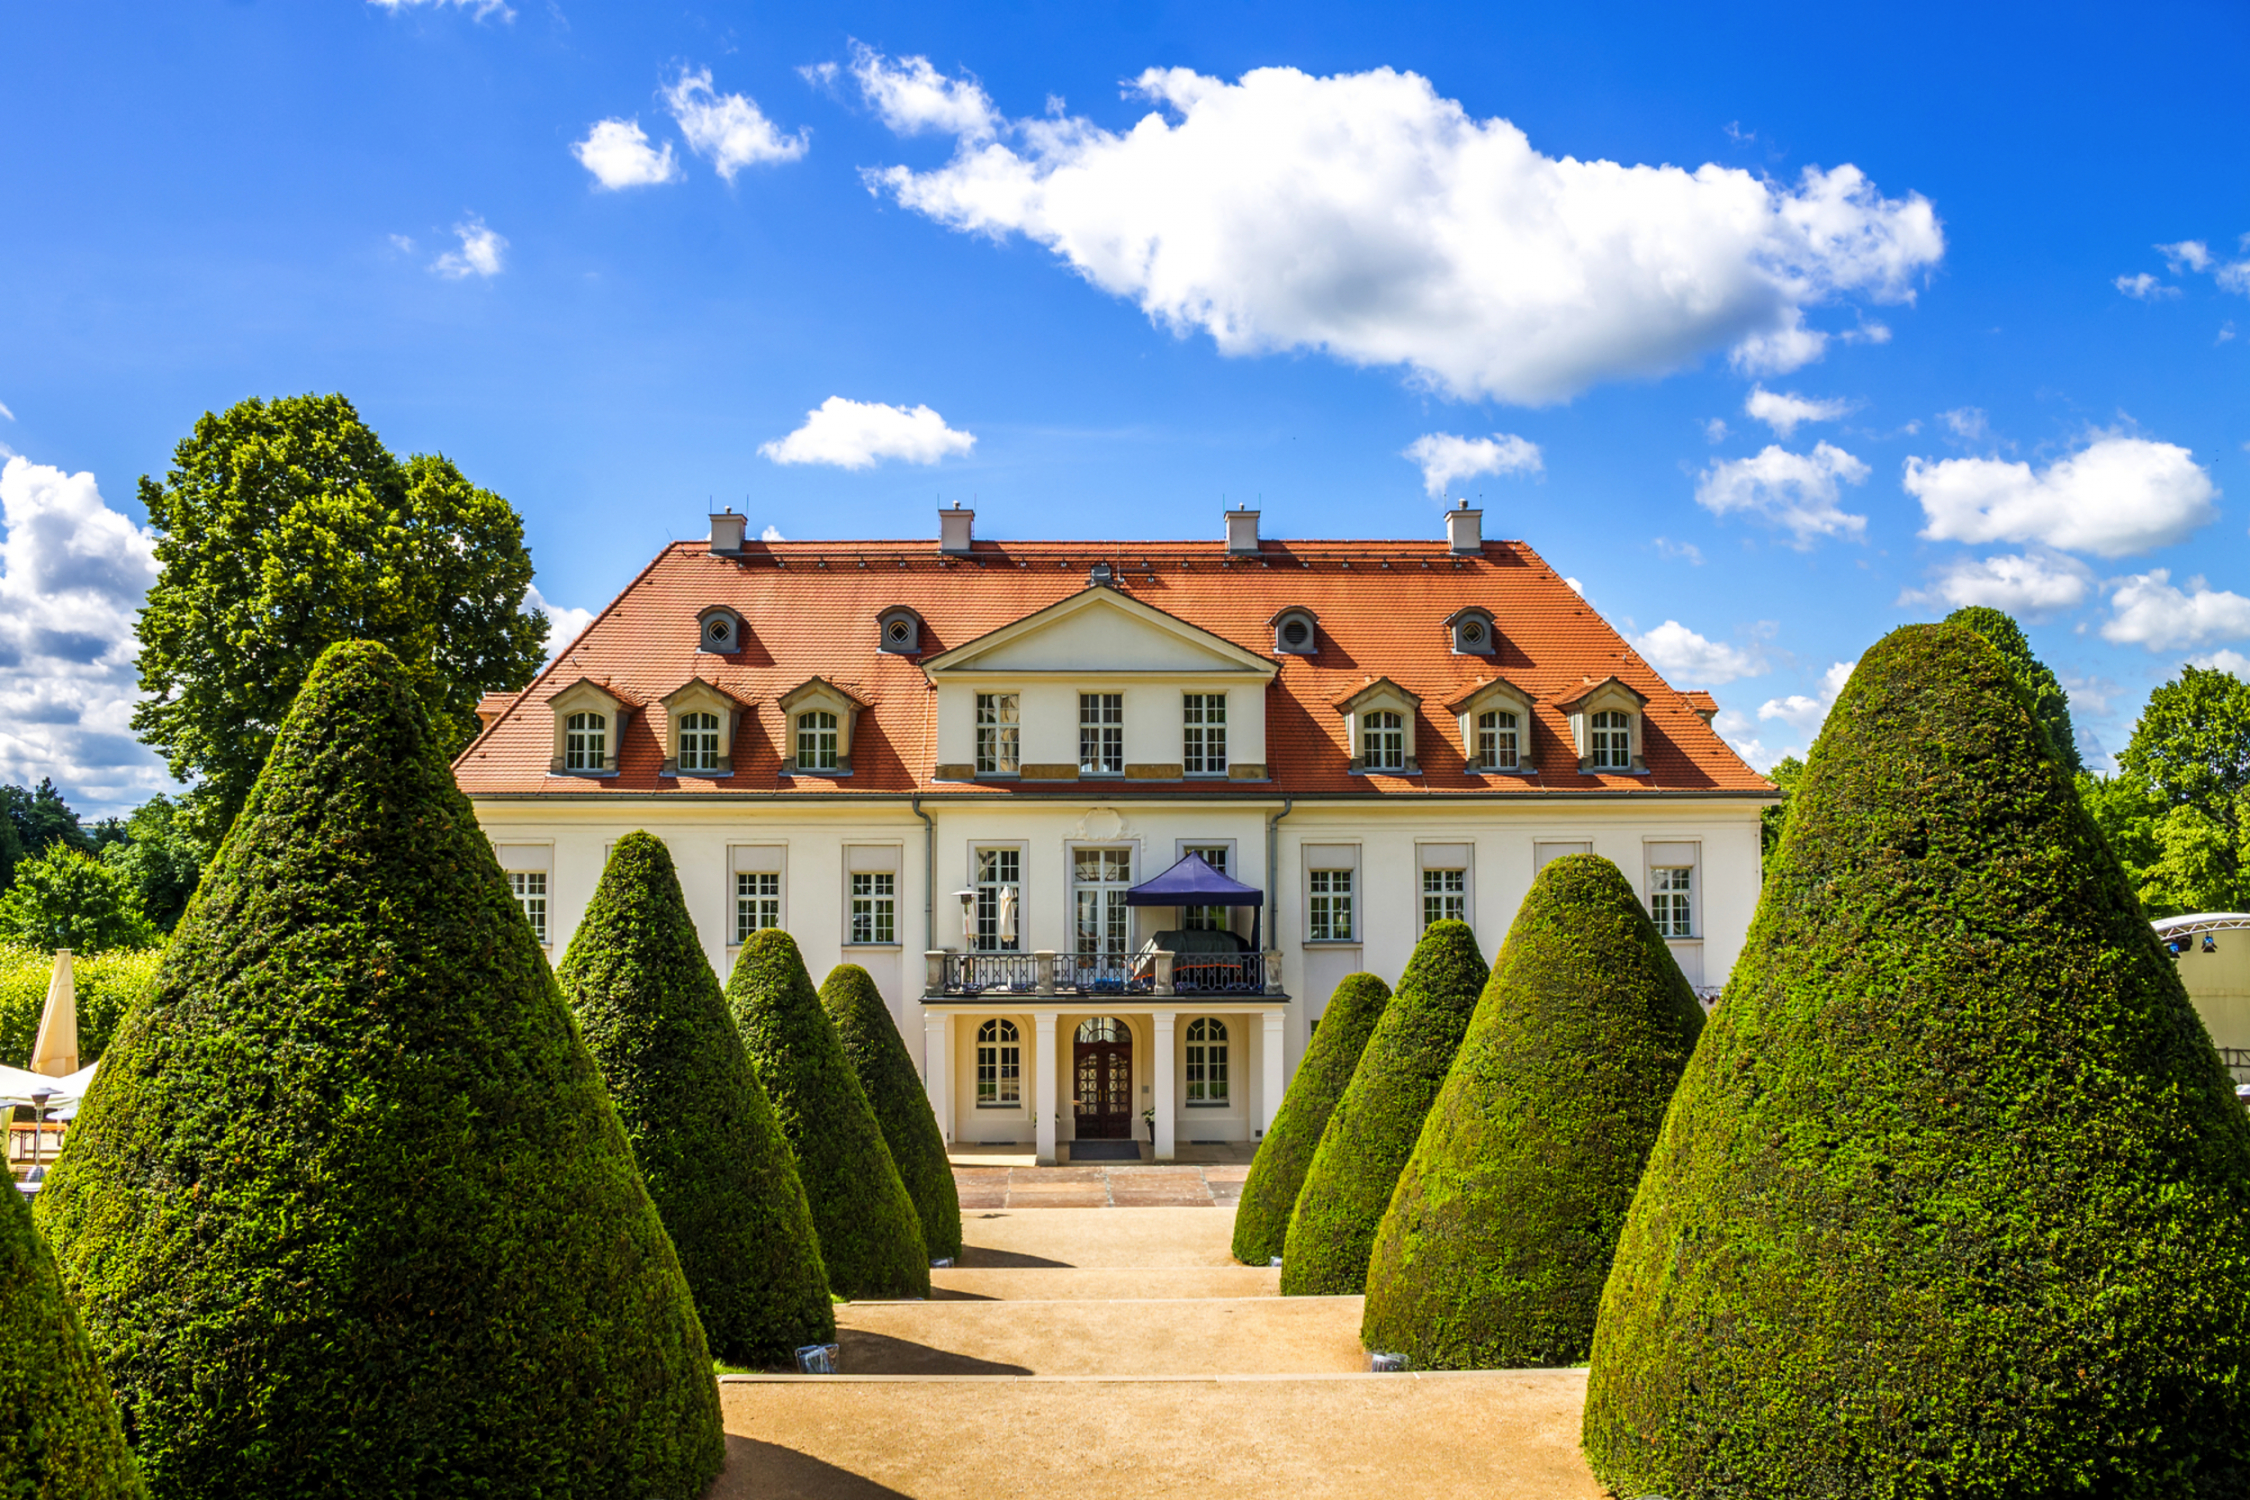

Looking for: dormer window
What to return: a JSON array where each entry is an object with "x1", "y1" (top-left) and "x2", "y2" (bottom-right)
[
  {"x1": 1445, "y1": 608, "x2": 1496, "y2": 656},
  {"x1": 1448, "y1": 677, "x2": 1537, "y2": 775},
  {"x1": 659, "y1": 679, "x2": 750, "y2": 778},
  {"x1": 1590, "y1": 711, "x2": 1632, "y2": 770},
  {"x1": 679, "y1": 712, "x2": 720, "y2": 772},
  {"x1": 565, "y1": 712, "x2": 606, "y2": 770},
  {"x1": 548, "y1": 678, "x2": 633, "y2": 776},
  {"x1": 878, "y1": 607, "x2": 923, "y2": 654},
  {"x1": 796, "y1": 710, "x2": 839, "y2": 771},
  {"x1": 1477, "y1": 711, "x2": 1518, "y2": 768},
  {"x1": 779, "y1": 677, "x2": 867, "y2": 777},
  {"x1": 1363, "y1": 711, "x2": 1406, "y2": 770},
  {"x1": 1270, "y1": 608, "x2": 1318, "y2": 655},
  {"x1": 1333, "y1": 678, "x2": 1422, "y2": 775},
  {"x1": 698, "y1": 607, "x2": 744, "y2": 654},
  {"x1": 1556, "y1": 677, "x2": 1650, "y2": 776}
]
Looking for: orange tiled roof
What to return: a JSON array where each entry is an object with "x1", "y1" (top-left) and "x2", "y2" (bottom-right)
[{"x1": 454, "y1": 538, "x2": 1773, "y2": 798}]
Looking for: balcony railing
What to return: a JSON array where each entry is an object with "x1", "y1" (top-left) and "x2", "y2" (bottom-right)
[{"x1": 926, "y1": 948, "x2": 1283, "y2": 999}]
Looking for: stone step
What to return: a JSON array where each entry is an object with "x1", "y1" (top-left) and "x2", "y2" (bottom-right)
[
  {"x1": 959, "y1": 1206, "x2": 1240, "y2": 1269},
  {"x1": 933, "y1": 1265, "x2": 1279, "y2": 1301},
  {"x1": 834, "y1": 1295, "x2": 1364, "y2": 1376},
  {"x1": 710, "y1": 1370, "x2": 1602, "y2": 1499}
]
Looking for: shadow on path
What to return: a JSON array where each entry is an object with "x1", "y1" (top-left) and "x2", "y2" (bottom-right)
[
  {"x1": 706, "y1": 1435, "x2": 915, "y2": 1500},
  {"x1": 836, "y1": 1329, "x2": 1035, "y2": 1376}
]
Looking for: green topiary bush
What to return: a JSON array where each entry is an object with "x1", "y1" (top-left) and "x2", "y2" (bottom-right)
[
  {"x1": 0, "y1": 1170, "x2": 144, "y2": 1498},
  {"x1": 819, "y1": 963, "x2": 961, "y2": 1263},
  {"x1": 727, "y1": 931, "x2": 930, "y2": 1299},
  {"x1": 1231, "y1": 972, "x2": 1392, "y2": 1267},
  {"x1": 1361, "y1": 855, "x2": 1703, "y2": 1368},
  {"x1": 1584, "y1": 623, "x2": 2250, "y2": 1500},
  {"x1": 559, "y1": 832, "x2": 834, "y2": 1366},
  {"x1": 1280, "y1": 921, "x2": 1487, "y2": 1296},
  {"x1": 35, "y1": 641, "x2": 725, "y2": 1500}
]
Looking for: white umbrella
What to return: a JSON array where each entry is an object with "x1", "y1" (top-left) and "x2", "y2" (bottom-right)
[
  {"x1": 999, "y1": 886, "x2": 1018, "y2": 946},
  {"x1": 31, "y1": 949, "x2": 78, "y2": 1078}
]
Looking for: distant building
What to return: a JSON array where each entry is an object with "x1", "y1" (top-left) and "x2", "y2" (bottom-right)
[{"x1": 2154, "y1": 914, "x2": 2250, "y2": 1079}]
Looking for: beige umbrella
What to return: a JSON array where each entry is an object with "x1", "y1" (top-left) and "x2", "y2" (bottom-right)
[{"x1": 30, "y1": 949, "x2": 78, "y2": 1078}]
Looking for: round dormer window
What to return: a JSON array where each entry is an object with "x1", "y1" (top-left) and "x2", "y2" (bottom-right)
[
  {"x1": 1461, "y1": 619, "x2": 1486, "y2": 645},
  {"x1": 886, "y1": 618, "x2": 911, "y2": 645},
  {"x1": 702, "y1": 614, "x2": 734, "y2": 650},
  {"x1": 1281, "y1": 618, "x2": 1310, "y2": 648}
]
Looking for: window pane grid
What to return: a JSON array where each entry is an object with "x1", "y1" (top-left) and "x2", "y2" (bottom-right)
[
  {"x1": 1185, "y1": 1017, "x2": 1229, "y2": 1103},
  {"x1": 1591, "y1": 710, "x2": 1631, "y2": 770},
  {"x1": 1422, "y1": 867, "x2": 1466, "y2": 928},
  {"x1": 1651, "y1": 865, "x2": 1694, "y2": 937},
  {"x1": 1183, "y1": 694, "x2": 1228, "y2": 775},
  {"x1": 976, "y1": 1019, "x2": 1021, "y2": 1105},
  {"x1": 851, "y1": 872, "x2": 896, "y2": 945},
  {"x1": 564, "y1": 712, "x2": 606, "y2": 771},
  {"x1": 976, "y1": 694, "x2": 1020, "y2": 775},
  {"x1": 1475, "y1": 710, "x2": 1518, "y2": 770},
  {"x1": 509, "y1": 871, "x2": 547, "y2": 944},
  {"x1": 679, "y1": 711, "x2": 720, "y2": 772},
  {"x1": 735, "y1": 872, "x2": 780, "y2": 944},
  {"x1": 1078, "y1": 693, "x2": 1123, "y2": 775},
  {"x1": 1363, "y1": 711, "x2": 1405, "y2": 771},
  {"x1": 1183, "y1": 844, "x2": 1229, "y2": 932},
  {"x1": 1308, "y1": 868, "x2": 1354, "y2": 941},
  {"x1": 795, "y1": 710, "x2": 839, "y2": 771},
  {"x1": 976, "y1": 848, "x2": 1020, "y2": 951}
]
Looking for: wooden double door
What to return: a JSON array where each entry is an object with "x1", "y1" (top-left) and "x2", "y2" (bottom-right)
[{"x1": 1072, "y1": 1018, "x2": 1134, "y2": 1140}]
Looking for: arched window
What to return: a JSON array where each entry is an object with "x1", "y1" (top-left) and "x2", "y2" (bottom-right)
[
  {"x1": 1590, "y1": 710, "x2": 1632, "y2": 770},
  {"x1": 565, "y1": 711, "x2": 607, "y2": 771},
  {"x1": 976, "y1": 1019, "x2": 1021, "y2": 1106},
  {"x1": 1075, "y1": 1017, "x2": 1128, "y2": 1044},
  {"x1": 797, "y1": 710, "x2": 839, "y2": 771},
  {"x1": 1363, "y1": 710, "x2": 1406, "y2": 771},
  {"x1": 678, "y1": 711, "x2": 719, "y2": 772},
  {"x1": 1476, "y1": 709, "x2": 1518, "y2": 770},
  {"x1": 1185, "y1": 1017, "x2": 1229, "y2": 1104}
]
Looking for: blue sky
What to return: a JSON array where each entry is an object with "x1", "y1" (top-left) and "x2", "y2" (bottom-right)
[{"x1": 3, "y1": 0, "x2": 2246, "y2": 814}]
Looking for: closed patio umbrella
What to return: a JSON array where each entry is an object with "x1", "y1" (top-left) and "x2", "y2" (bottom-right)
[{"x1": 30, "y1": 949, "x2": 78, "y2": 1078}]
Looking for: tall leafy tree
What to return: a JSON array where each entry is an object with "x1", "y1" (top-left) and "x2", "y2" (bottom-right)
[
  {"x1": 99, "y1": 795, "x2": 204, "y2": 933},
  {"x1": 0, "y1": 779, "x2": 91, "y2": 889},
  {"x1": 0, "y1": 847, "x2": 157, "y2": 954},
  {"x1": 2081, "y1": 663, "x2": 2250, "y2": 915},
  {"x1": 132, "y1": 394, "x2": 547, "y2": 847},
  {"x1": 1944, "y1": 605, "x2": 2082, "y2": 772}
]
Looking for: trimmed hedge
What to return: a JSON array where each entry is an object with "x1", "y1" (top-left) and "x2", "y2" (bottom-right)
[
  {"x1": 820, "y1": 964, "x2": 961, "y2": 1263},
  {"x1": 0, "y1": 945, "x2": 160, "y2": 1068},
  {"x1": 1361, "y1": 855, "x2": 1703, "y2": 1368},
  {"x1": 35, "y1": 641, "x2": 725, "y2": 1500},
  {"x1": 559, "y1": 832, "x2": 834, "y2": 1366},
  {"x1": 727, "y1": 931, "x2": 930, "y2": 1299},
  {"x1": 1280, "y1": 921, "x2": 1488, "y2": 1296},
  {"x1": 1231, "y1": 972, "x2": 1392, "y2": 1267},
  {"x1": 0, "y1": 1170, "x2": 144, "y2": 1498},
  {"x1": 1584, "y1": 623, "x2": 2250, "y2": 1500}
]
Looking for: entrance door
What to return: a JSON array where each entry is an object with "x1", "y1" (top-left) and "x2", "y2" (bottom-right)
[{"x1": 1072, "y1": 1017, "x2": 1134, "y2": 1140}]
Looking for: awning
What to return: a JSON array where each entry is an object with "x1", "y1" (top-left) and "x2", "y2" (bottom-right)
[{"x1": 1125, "y1": 853, "x2": 1265, "y2": 907}]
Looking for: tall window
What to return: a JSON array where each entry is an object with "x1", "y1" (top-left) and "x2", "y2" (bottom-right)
[
  {"x1": 1590, "y1": 710, "x2": 1632, "y2": 770},
  {"x1": 1185, "y1": 1017, "x2": 1229, "y2": 1104},
  {"x1": 976, "y1": 693, "x2": 1020, "y2": 775},
  {"x1": 796, "y1": 710, "x2": 839, "y2": 771},
  {"x1": 679, "y1": 711, "x2": 720, "y2": 772},
  {"x1": 1079, "y1": 693, "x2": 1123, "y2": 775},
  {"x1": 1074, "y1": 848, "x2": 1133, "y2": 958},
  {"x1": 735, "y1": 872, "x2": 780, "y2": 944},
  {"x1": 1650, "y1": 866, "x2": 1693, "y2": 937},
  {"x1": 1308, "y1": 868, "x2": 1354, "y2": 941},
  {"x1": 1475, "y1": 710, "x2": 1518, "y2": 770},
  {"x1": 508, "y1": 871, "x2": 547, "y2": 944},
  {"x1": 1422, "y1": 868, "x2": 1466, "y2": 928},
  {"x1": 976, "y1": 1019, "x2": 1021, "y2": 1106},
  {"x1": 975, "y1": 848, "x2": 1021, "y2": 951},
  {"x1": 1183, "y1": 843, "x2": 1230, "y2": 932},
  {"x1": 1362, "y1": 711, "x2": 1405, "y2": 771},
  {"x1": 850, "y1": 872, "x2": 896, "y2": 945},
  {"x1": 1183, "y1": 694, "x2": 1228, "y2": 775},
  {"x1": 564, "y1": 711, "x2": 606, "y2": 771}
]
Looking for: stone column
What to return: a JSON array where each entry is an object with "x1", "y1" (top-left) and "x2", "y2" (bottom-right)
[
  {"x1": 1262, "y1": 1009, "x2": 1286, "y2": 1137},
  {"x1": 924, "y1": 1013, "x2": 952, "y2": 1145},
  {"x1": 1033, "y1": 1011, "x2": 1059, "y2": 1165},
  {"x1": 1034, "y1": 949, "x2": 1056, "y2": 996},
  {"x1": 1153, "y1": 951, "x2": 1176, "y2": 997},
  {"x1": 1152, "y1": 1012, "x2": 1176, "y2": 1162},
  {"x1": 924, "y1": 950, "x2": 948, "y2": 995}
]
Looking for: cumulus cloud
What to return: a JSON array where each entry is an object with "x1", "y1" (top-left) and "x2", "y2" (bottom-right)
[
  {"x1": 859, "y1": 61, "x2": 1942, "y2": 405},
  {"x1": 1711, "y1": 707, "x2": 1774, "y2": 771},
  {"x1": 1563, "y1": 576, "x2": 1584, "y2": 596},
  {"x1": 1758, "y1": 659, "x2": 1857, "y2": 735},
  {"x1": 759, "y1": 397, "x2": 977, "y2": 470},
  {"x1": 1901, "y1": 551, "x2": 2095, "y2": 616},
  {"x1": 431, "y1": 216, "x2": 506, "y2": 278},
  {"x1": 2192, "y1": 648, "x2": 2250, "y2": 677},
  {"x1": 1940, "y1": 407, "x2": 1989, "y2": 442},
  {"x1": 665, "y1": 68, "x2": 809, "y2": 180},
  {"x1": 2114, "y1": 272, "x2": 2175, "y2": 300},
  {"x1": 522, "y1": 583, "x2": 595, "y2": 663},
  {"x1": 760, "y1": 524, "x2": 785, "y2": 543},
  {"x1": 2101, "y1": 570, "x2": 2250, "y2": 650},
  {"x1": 2158, "y1": 240, "x2": 2214, "y2": 274},
  {"x1": 848, "y1": 44, "x2": 1000, "y2": 140},
  {"x1": 1694, "y1": 442, "x2": 1870, "y2": 547},
  {"x1": 1743, "y1": 385, "x2": 1852, "y2": 436},
  {"x1": 1702, "y1": 419, "x2": 1729, "y2": 444},
  {"x1": 1402, "y1": 432, "x2": 1542, "y2": 497},
  {"x1": 1653, "y1": 537, "x2": 1704, "y2": 565},
  {"x1": 369, "y1": 0, "x2": 513, "y2": 19},
  {"x1": 1905, "y1": 434, "x2": 2217, "y2": 558},
  {"x1": 572, "y1": 118, "x2": 681, "y2": 190},
  {"x1": 1629, "y1": 620, "x2": 1764, "y2": 686},
  {"x1": 2221, "y1": 261, "x2": 2250, "y2": 297}
]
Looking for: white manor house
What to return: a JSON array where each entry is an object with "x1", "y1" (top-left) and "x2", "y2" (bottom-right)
[{"x1": 457, "y1": 505, "x2": 1776, "y2": 1163}]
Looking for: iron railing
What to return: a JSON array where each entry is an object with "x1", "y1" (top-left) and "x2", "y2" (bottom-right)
[
  {"x1": 1169, "y1": 952, "x2": 1265, "y2": 995},
  {"x1": 926, "y1": 948, "x2": 1277, "y2": 998},
  {"x1": 939, "y1": 951, "x2": 1042, "y2": 996}
]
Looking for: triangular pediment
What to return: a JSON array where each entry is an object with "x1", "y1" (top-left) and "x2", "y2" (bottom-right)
[{"x1": 923, "y1": 588, "x2": 1275, "y2": 677}]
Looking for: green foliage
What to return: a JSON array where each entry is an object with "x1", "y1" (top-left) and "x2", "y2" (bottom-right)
[
  {"x1": 2079, "y1": 664, "x2": 2250, "y2": 917},
  {"x1": 1231, "y1": 972, "x2": 1392, "y2": 1266},
  {"x1": 0, "y1": 1176, "x2": 145, "y2": 1498},
  {"x1": 0, "y1": 779, "x2": 91, "y2": 892},
  {"x1": 558, "y1": 832, "x2": 835, "y2": 1367},
  {"x1": 98, "y1": 796, "x2": 203, "y2": 934},
  {"x1": 36, "y1": 641, "x2": 724, "y2": 1500},
  {"x1": 727, "y1": 931, "x2": 930, "y2": 1299},
  {"x1": 0, "y1": 947, "x2": 159, "y2": 1067},
  {"x1": 0, "y1": 847, "x2": 157, "y2": 954},
  {"x1": 819, "y1": 964, "x2": 961, "y2": 1262},
  {"x1": 1584, "y1": 623, "x2": 2250, "y2": 1500},
  {"x1": 131, "y1": 395, "x2": 547, "y2": 848},
  {"x1": 1281, "y1": 922, "x2": 1488, "y2": 1297},
  {"x1": 1362, "y1": 856, "x2": 1703, "y2": 1369},
  {"x1": 1945, "y1": 604, "x2": 2082, "y2": 772},
  {"x1": 1758, "y1": 754, "x2": 1804, "y2": 859}
]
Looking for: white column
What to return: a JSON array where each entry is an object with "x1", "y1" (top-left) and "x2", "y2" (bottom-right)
[
  {"x1": 1261, "y1": 1009, "x2": 1286, "y2": 1137},
  {"x1": 924, "y1": 1014, "x2": 952, "y2": 1146},
  {"x1": 1153, "y1": 1012, "x2": 1176, "y2": 1162},
  {"x1": 1034, "y1": 1012, "x2": 1059, "y2": 1165}
]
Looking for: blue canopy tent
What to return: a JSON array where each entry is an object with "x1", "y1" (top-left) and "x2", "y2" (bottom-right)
[{"x1": 1126, "y1": 852, "x2": 1267, "y2": 953}]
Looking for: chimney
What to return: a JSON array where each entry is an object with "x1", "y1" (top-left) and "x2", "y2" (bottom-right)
[
  {"x1": 709, "y1": 509, "x2": 747, "y2": 556},
  {"x1": 940, "y1": 503, "x2": 975, "y2": 556},
  {"x1": 1225, "y1": 507, "x2": 1260, "y2": 556},
  {"x1": 1445, "y1": 500, "x2": 1483, "y2": 555}
]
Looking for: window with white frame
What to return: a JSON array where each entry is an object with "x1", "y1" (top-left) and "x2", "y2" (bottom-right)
[
  {"x1": 1073, "y1": 847, "x2": 1134, "y2": 959},
  {"x1": 976, "y1": 693, "x2": 1020, "y2": 776},
  {"x1": 1079, "y1": 693, "x2": 1123, "y2": 775},
  {"x1": 508, "y1": 871, "x2": 547, "y2": 943},
  {"x1": 1362, "y1": 710, "x2": 1406, "y2": 771},
  {"x1": 850, "y1": 872, "x2": 896, "y2": 945},
  {"x1": 1475, "y1": 710, "x2": 1518, "y2": 770},
  {"x1": 975, "y1": 847, "x2": 1021, "y2": 951},
  {"x1": 1308, "y1": 868, "x2": 1354, "y2": 941},
  {"x1": 976, "y1": 1019, "x2": 1021, "y2": 1106},
  {"x1": 1590, "y1": 710, "x2": 1632, "y2": 770},
  {"x1": 1650, "y1": 865, "x2": 1694, "y2": 937},
  {"x1": 1422, "y1": 868, "x2": 1466, "y2": 928},
  {"x1": 1185, "y1": 1017, "x2": 1229, "y2": 1104},
  {"x1": 736, "y1": 872, "x2": 781, "y2": 943},
  {"x1": 796, "y1": 710, "x2": 839, "y2": 771},
  {"x1": 678, "y1": 711, "x2": 720, "y2": 772},
  {"x1": 1183, "y1": 694, "x2": 1227, "y2": 775},
  {"x1": 1182, "y1": 843, "x2": 1231, "y2": 932},
  {"x1": 564, "y1": 712, "x2": 606, "y2": 771}
]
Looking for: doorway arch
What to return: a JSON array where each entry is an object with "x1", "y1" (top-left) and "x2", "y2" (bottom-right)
[{"x1": 1073, "y1": 1017, "x2": 1134, "y2": 1140}]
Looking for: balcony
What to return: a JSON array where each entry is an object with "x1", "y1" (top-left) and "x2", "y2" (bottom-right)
[{"x1": 924, "y1": 948, "x2": 1285, "y2": 1000}]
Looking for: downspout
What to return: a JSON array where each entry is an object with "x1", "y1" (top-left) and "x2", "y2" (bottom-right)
[
  {"x1": 1264, "y1": 796, "x2": 1293, "y2": 968},
  {"x1": 913, "y1": 794, "x2": 936, "y2": 962}
]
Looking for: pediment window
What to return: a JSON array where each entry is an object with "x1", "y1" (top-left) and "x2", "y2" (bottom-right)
[
  {"x1": 1333, "y1": 678, "x2": 1423, "y2": 776},
  {"x1": 1556, "y1": 677, "x2": 1650, "y2": 776},
  {"x1": 547, "y1": 679, "x2": 633, "y2": 777},
  {"x1": 1447, "y1": 678, "x2": 1538, "y2": 774},
  {"x1": 779, "y1": 678, "x2": 868, "y2": 778},
  {"x1": 659, "y1": 679, "x2": 751, "y2": 778}
]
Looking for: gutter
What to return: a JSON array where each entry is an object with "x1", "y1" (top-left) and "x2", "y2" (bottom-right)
[
  {"x1": 466, "y1": 787, "x2": 1777, "y2": 805},
  {"x1": 1265, "y1": 796, "x2": 1293, "y2": 956},
  {"x1": 912, "y1": 795, "x2": 937, "y2": 962}
]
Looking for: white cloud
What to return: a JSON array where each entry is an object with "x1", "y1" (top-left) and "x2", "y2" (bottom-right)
[
  {"x1": 759, "y1": 397, "x2": 977, "y2": 470},
  {"x1": 1563, "y1": 576, "x2": 1584, "y2": 596},
  {"x1": 760, "y1": 524, "x2": 785, "y2": 543},
  {"x1": 2158, "y1": 240, "x2": 2214, "y2": 273},
  {"x1": 2220, "y1": 261, "x2": 2250, "y2": 297},
  {"x1": 2191, "y1": 649, "x2": 2250, "y2": 677},
  {"x1": 849, "y1": 44, "x2": 1000, "y2": 141},
  {"x1": 1940, "y1": 406, "x2": 1989, "y2": 442},
  {"x1": 521, "y1": 583, "x2": 595, "y2": 663},
  {"x1": 1694, "y1": 442, "x2": 1869, "y2": 547},
  {"x1": 0, "y1": 456, "x2": 171, "y2": 817},
  {"x1": 1744, "y1": 384, "x2": 1852, "y2": 436},
  {"x1": 0, "y1": 400, "x2": 13, "y2": 422},
  {"x1": 1902, "y1": 551, "x2": 2095, "y2": 616},
  {"x1": 368, "y1": 0, "x2": 513, "y2": 20},
  {"x1": 1758, "y1": 659, "x2": 1857, "y2": 735},
  {"x1": 862, "y1": 62, "x2": 1942, "y2": 405},
  {"x1": 1401, "y1": 432, "x2": 1542, "y2": 497},
  {"x1": 1653, "y1": 537, "x2": 1704, "y2": 565},
  {"x1": 1702, "y1": 419, "x2": 1728, "y2": 443},
  {"x1": 2102, "y1": 570, "x2": 2250, "y2": 650},
  {"x1": 664, "y1": 69, "x2": 808, "y2": 181},
  {"x1": 571, "y1": 118, "x2": 681, "y2": 190},
  {"x1": 2114, "y1": 272, "x2": 2176, "y2": 301},
  {"x1": 1906, "y1": 434, "x2": 2217, "y2": 558},
  {"x1": 431, "y1": 217, "x2": 506, "y2": 279},
  {"x1": 1630, "y1": 620, "x2": 1764, "y2": 686}
]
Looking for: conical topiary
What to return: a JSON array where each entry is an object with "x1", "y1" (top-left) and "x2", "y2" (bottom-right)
[
  {"x1": 1280, "y1": 920, "x2": 1488, "y2": 1296},
  {"x1": 1584, "y1": 623, "x2": 2250, "y2": 1500},
  {"x1": 819, "y1": 963, "x2": 961, "y2": 1263},
  {"x1": 727, "y1": 931, "x2": 930, "y2": 1299},
  {"x1": 0, "y1": 1173, "x2": 144, "y2": 1498},
  {"x1": 1231, "y1": 972, "x2": 1392, "y2": 1267},
  {"x1": 36, "y1": 641, "x2": 725, "y2": 1500},
  {"x1": 559, "y1": 832, "x2": 834, "y2": 1365},
  {"x1": 1361, "y1": 855, "x2": 1704, "y2": 1368}
]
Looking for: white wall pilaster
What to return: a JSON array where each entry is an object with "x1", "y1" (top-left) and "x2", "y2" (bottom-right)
[
  {"x1": 1153, "y1": 1012, "x2": 1176, "y2": 1162},
  {"x1": 1034, "y1": 1011, "x2": 1059, "y2": 1165},
  {"x1": 1261, "y1": 1009, "x2": 1286, "y2": 1137},
  {"x1": 924, "y1": 1013, "x2": 952, "y2": 1145}
]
